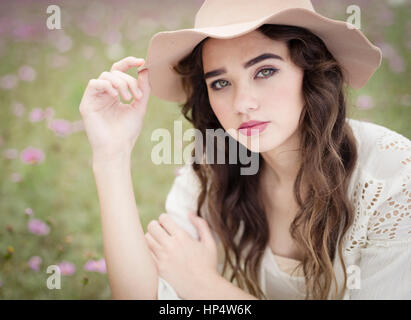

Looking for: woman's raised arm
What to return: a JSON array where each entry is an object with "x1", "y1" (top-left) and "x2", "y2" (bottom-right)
[{"x1": 79, "y1": 56, "x2": 157, "y2": 299}]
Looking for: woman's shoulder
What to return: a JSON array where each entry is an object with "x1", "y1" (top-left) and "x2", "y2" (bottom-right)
[
  {"x1": 163, "y1": 163, "x2": 202, "y2": 238},
  {"x1": 173, "y1": 163, "x2": 202, "y2": 189},
  {"x1": 346, "y1": 117, "x2": 411, "y2": 180},
  {"x1": 346, "y1": 117, "x2": 411, "y2": 153},
  {"x1": 164, "y1": 162, "x2": 219, "y2": 241}
]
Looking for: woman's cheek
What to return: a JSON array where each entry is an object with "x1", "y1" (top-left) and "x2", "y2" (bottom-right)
[
  {"x1": 270, "y1": 84, "x2": 303, "y2": 115},
  {"x1": 212, "y1": 105, "x2": 232, "y2": 128}
]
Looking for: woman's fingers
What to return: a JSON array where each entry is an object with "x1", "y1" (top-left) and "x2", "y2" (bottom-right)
[
  {"x1": 111, "y1": 70, "x2": 142, "y2": 100},
  {"x1": 88, "y1": 79, "x2": 117, "y2": 97},
  {"x1": 110, "y1": 56, "x2": 149, "y2": 103},
  {"x1": 98, "y1": 71, "x2": 132, "y2": 101},
  {"x1": 147, "y1": 220, "x2": 172, "y2": 246},
  {"x1": 110, "y1": 56, "x2": 145, "y2": 73},
  {"x1": 145, "y1": 232, "x2": 161, "y2": 252},
  {"x1": 137, "y1": 67, "x2": 150, "y2": 98},
  {"x1": 145, "y1": 235, "x2": 161, "y2": 275},
  {"x1": 158, "y1": 213, "x2": 185, "y2": 238},
  {"x1": 80, "y1": 79, "x2": 118, "y2": 115}
]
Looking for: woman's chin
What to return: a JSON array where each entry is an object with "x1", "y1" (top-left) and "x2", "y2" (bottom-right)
[
  {"x1": 237, "y1": 136, "x2": 279, "y2": 154},
  {"x1": 226, "y1": 126, "x2": 282, "y2": 155}
]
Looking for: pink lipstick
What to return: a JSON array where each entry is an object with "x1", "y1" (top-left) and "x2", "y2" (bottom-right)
[{"x1": 238, "y1": 120, "x2": 270, "y2": 136}]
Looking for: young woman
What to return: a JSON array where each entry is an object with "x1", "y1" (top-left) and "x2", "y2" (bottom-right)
[{"x1": 79, "y1": 1, "x2": 411, "y2": 300}]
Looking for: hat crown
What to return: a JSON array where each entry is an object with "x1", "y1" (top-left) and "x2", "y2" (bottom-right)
[{"x1": 194, "y1": 0, "x2": 315, "y2": 28}]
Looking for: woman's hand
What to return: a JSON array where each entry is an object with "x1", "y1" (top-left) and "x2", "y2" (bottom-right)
[
  {"x1": 145, "y1": 212, "x2": 220, "y2": 299},
  {"x1": 79, "y1": 56, "x2": 151, "y2": 163}
]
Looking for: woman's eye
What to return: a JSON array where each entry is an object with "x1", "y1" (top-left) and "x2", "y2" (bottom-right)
[
  {"x1": 211, "y1": 79, "x2": 229, "y2": 90},
  {"x1": 256, "y1": 68, "x2": 277, "y2": 78},
  {"x1": 210, "y1": 68, "x2": 278, "y2": 91}
]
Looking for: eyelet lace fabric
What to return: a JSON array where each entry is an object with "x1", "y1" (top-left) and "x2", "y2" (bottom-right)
[
  {"x1": 156, "y1": 118, "x2": 411, "y2": 300},
  {"x1": 343, "y1": 119, "x2": 411, "y2": 252}
]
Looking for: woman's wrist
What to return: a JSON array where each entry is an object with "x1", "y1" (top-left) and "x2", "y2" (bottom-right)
[{"x1": 92, "y1": 149, "x2": 132, "y2": 172}]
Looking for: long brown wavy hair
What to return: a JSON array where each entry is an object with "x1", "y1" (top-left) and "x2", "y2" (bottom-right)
[{"x1": 172, "y1": 24, "x2": 358, "y2": 300}]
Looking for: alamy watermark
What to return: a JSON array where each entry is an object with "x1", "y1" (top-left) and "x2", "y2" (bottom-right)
[
  {"x1": 46, "y1": 265, "x2": 61, "y2": 289},
  {"x1": 46, "y1": 5, "x2": 62, "y2": 30},
  {"x1": 346, "y1": 5, "x2": 361, "y2": 30},
  {"x1": 150, "y1": 120, "x2": 261, "y2": 175},
  {"x1": 45, "y1": 4, "x2": 362, "y2": 32}
]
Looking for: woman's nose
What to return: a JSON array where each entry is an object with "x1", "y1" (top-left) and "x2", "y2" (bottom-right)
[{"x1": 232, "y1": 88, "x2": 259, "y2": 114}]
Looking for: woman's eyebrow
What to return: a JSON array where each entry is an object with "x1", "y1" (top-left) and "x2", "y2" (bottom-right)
[{"x1": 203, "y1": 53, "x2": 284, "y2": 80}]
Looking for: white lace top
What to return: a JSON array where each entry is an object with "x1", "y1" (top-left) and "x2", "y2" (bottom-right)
[{"x1": 156, "y1": 118, "x2": 411, "y2": 299}]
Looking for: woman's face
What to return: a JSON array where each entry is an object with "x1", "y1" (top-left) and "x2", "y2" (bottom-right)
[{"x1": 202, "y1": 30, "x2": 305, "y2": 153}]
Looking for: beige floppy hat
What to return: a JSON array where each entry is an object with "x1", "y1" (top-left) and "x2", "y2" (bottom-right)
[{"x1": 137, "y1": 0, "x2": 382, "y2": 103}]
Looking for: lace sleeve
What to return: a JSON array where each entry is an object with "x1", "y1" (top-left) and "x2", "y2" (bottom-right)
[
  {"x1": 366, "y1": 173, "x2": 411, "y2": 244},
  {"x1": 349, "y1": 135, "x2": 411, "y2": 299}
]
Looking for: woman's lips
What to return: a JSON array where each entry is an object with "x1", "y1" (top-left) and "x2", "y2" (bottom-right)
[{"x1": 238, "y1": 122, "x2": 270, "y2": 136}]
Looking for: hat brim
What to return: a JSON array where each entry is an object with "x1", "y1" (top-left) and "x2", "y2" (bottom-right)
[{"x1": 140, "y1": 8, "x2": 382, "y2": 103}]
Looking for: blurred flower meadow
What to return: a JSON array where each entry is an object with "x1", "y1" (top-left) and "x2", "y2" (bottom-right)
[{"x1": 0, "y1": 0, "x2": 410, "y2": 299}]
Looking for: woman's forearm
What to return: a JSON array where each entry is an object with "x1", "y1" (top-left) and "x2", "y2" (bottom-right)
[{"x1": 92, "y1": 153, "x2": 158, "y2": 299}]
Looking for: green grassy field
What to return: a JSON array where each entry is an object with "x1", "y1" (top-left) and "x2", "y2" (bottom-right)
[{"x1": 0, "y1": 0, "x2": 409, "y2": 299}]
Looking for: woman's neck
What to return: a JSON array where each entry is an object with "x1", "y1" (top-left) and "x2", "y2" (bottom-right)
[{"x1": 260, "y1": 129, "x2": 303, "y2": 188}]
